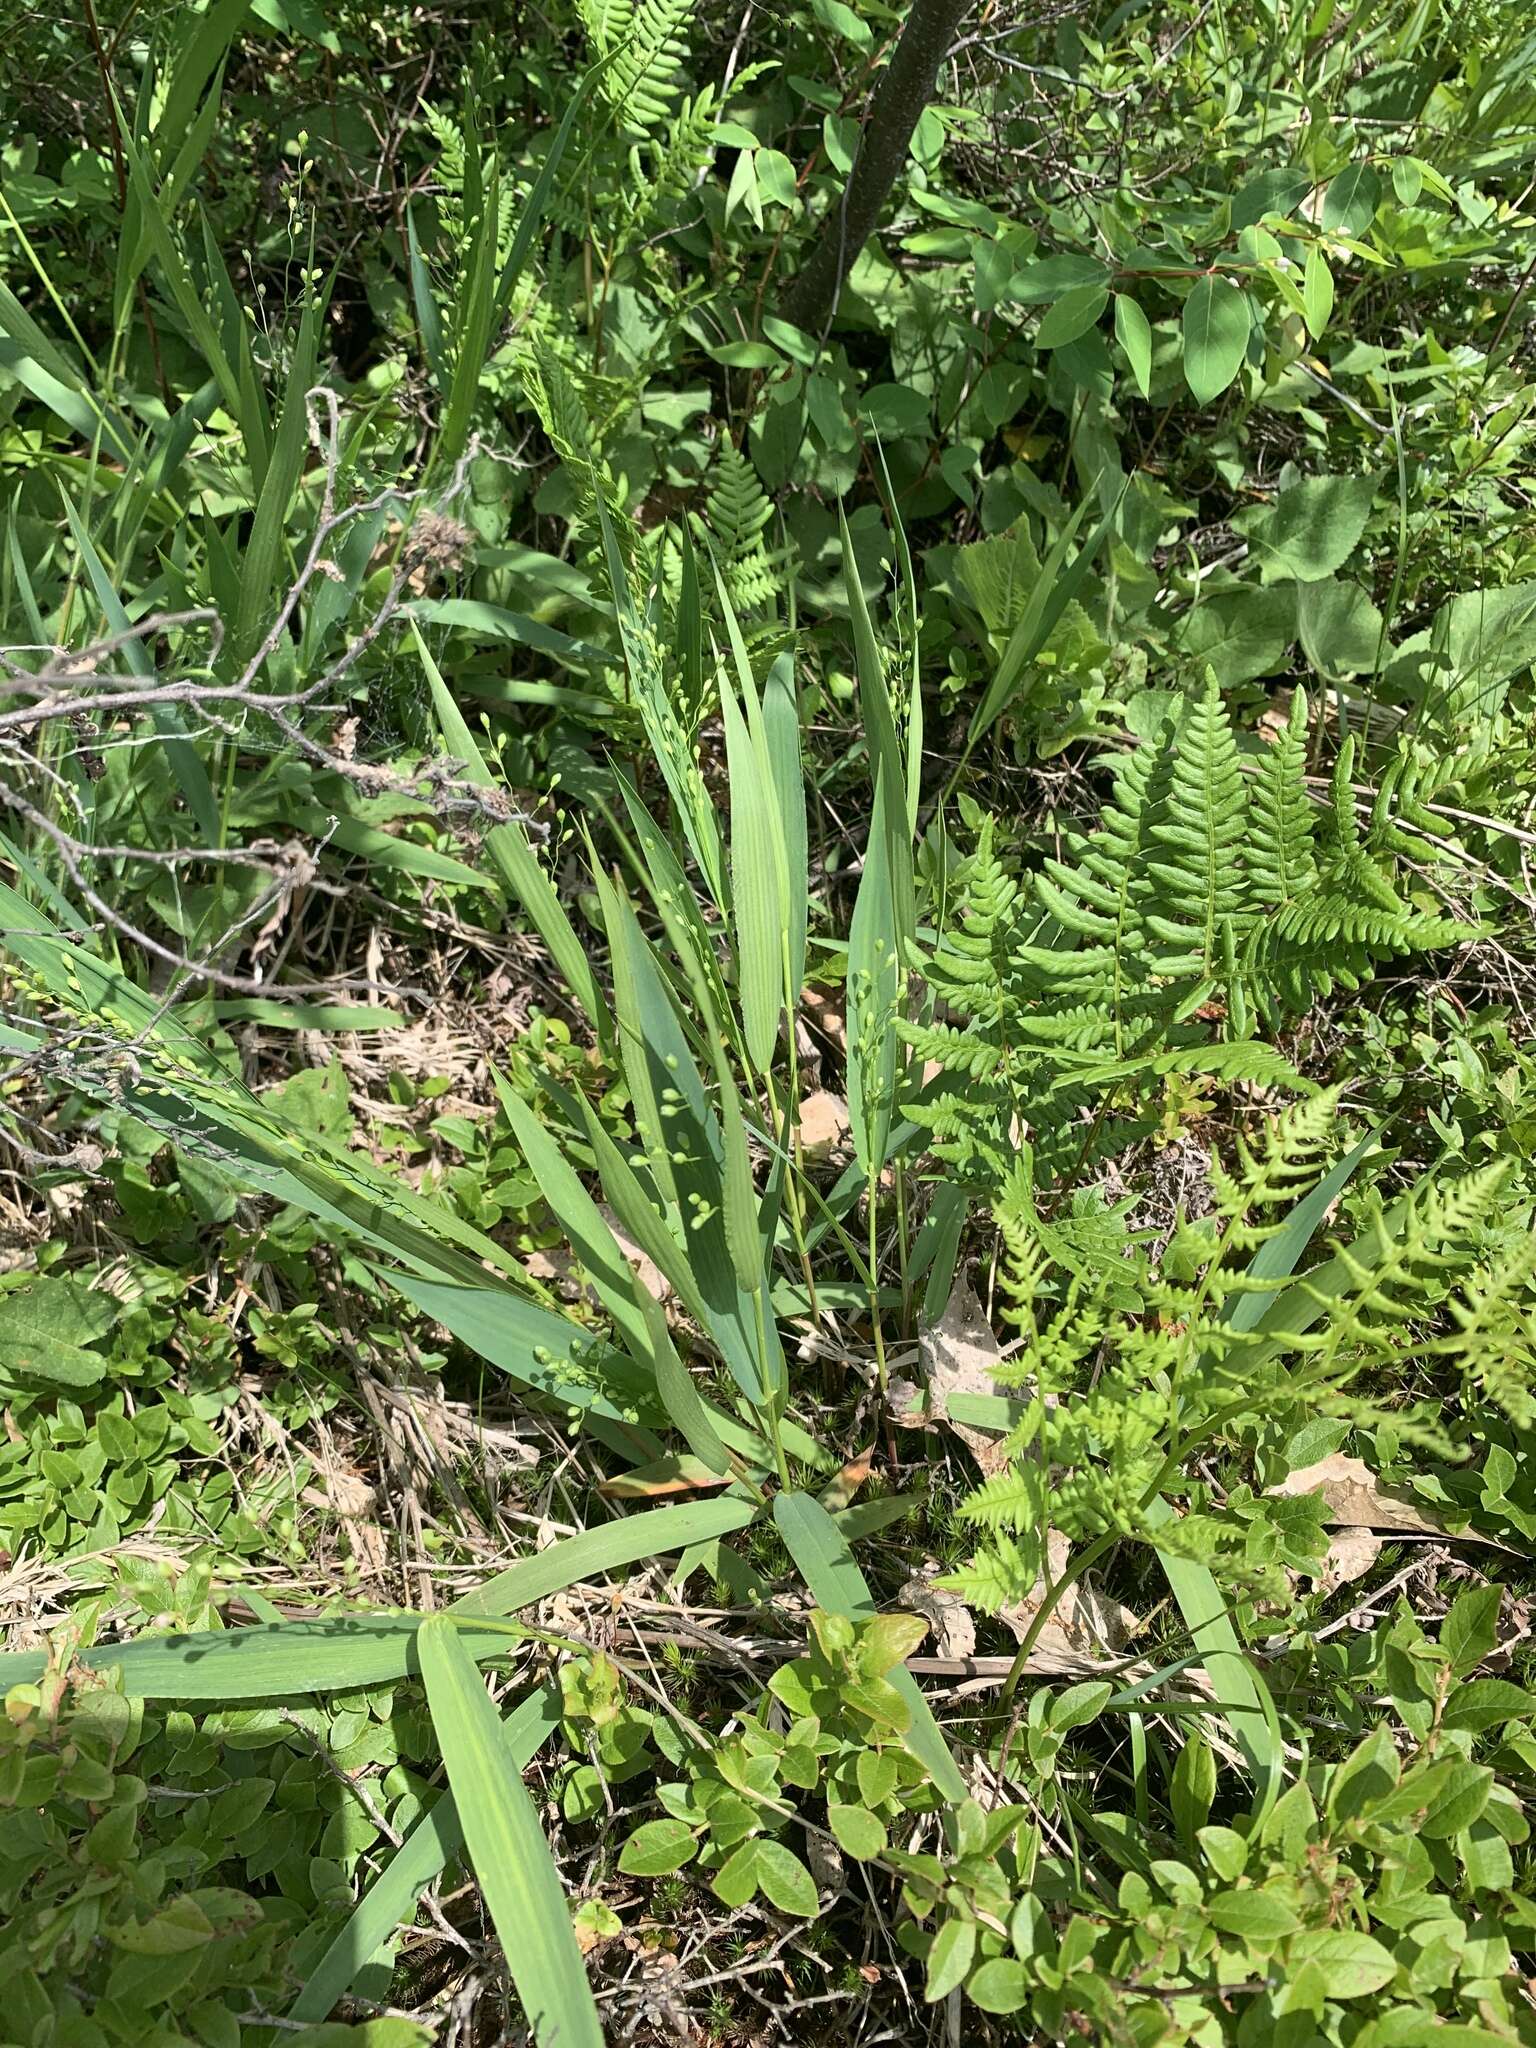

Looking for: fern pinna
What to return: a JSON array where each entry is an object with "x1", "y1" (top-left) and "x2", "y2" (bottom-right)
[{"x1": 904, "y1": 684, "x2": 1473, "y2": 1184}]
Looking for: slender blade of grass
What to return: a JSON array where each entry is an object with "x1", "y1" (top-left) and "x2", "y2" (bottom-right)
[
  {"x1": 406, "y1": 201, "x2": 448, "y2": 394},
  {"x1": 234, "y1": 284, "x2": 322, "y2": 662},
  {"x1": 966, "y1": 481, "x2": 1125, "y2": 751},
  {"x1": 60, "y1": 499, "x2": 220, "y2": 843},
  {"x1": 761, "y1": 651, "x2": 808, "y2": 1020},
  {"x1": 289, "y1": 1682, "x2": 562, "y2": 2022},
  {"x1": 418, "y1": 1617, "x2": 605, "y2": 2048},
  {"x1": 594, "y1": 866, "x2": 776, "y2": 1407},
  {"x1": 451, "y1": 1496, "x2": 757, "y2": 1617},
  {"x1": 413, "y1": 623, "x2": 605, "y2": 1040},
  {"x1": 718, "y1": 658, "x2": 785, "y2": 1073},
  {"x1": 495, "y1": 1082, "x2": 732, "y2": 1472},
  {"x1": 1144, "y1": 1501, "x2": 1285, "y2": 1818}
]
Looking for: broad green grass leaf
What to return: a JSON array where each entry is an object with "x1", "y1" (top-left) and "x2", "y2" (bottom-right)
[
  {"x1": 406, "y1": 202, "x2": 447, "y2": 393},
  {"x1": 410, "y1": 597, "x2": 616, "y2": 669},
  {"x1": 495, "y1": 1082, "x2": 656, "y2": 1363},
  {"x1": 596, "y1": 502, "x2": 725, "y2": 906},
  {"x1": 0, "y1": 895, "x2": 533, "y2": 1296},
  {"x1": 761, "y1": 655, "x2": 809, "y2": 1015},
  {"x1": 151, "y1": 0, "x2": 251, "y2": 152},
  {"x1": 496, "y1": 1081, "x2": 732, "y2": 1468},
  {"x1": 0, "y1": 306, "x2": 136, "y2": 460},
  {"x1": 609, "y1": 768, "x2": 731, "y2": 1018},
  {"x1": 594, "y1": 867, "x2": 780, "y2": 1408},
  {"x1": 450, "y1": 1497, "x2": 757, "y2": 1618},
  {"x1": 287, "y1": 806, "x2": 492, "y2": 890},
  {"x1": 117, "y1": 123, "x2": 243, "y2": 422},
  {"x1": 1181, "y1": 276, "x2": 1250, "y2": 404},
  {"x1": 0, "y1": 1612, "x2": 520, "y2": 1698},
  {"x1": 211, "y1": 999, "x2": 403, "y2": 1030},
  {"x1": 1145, "y1": 1500, "x2": 1284, "y2": 1815},
  {"x1": 841, "y1": 511, "x2": 913, "y2": 1180},
  {"x1": 846, "y1": 788, "x2": 900, "y2": 1181},
  {"x1": 418, "y1": 1618, "x2": 603, "y2": 2048},
  {"x1": 718, "y1": 660, "x2": 785, "y2": 1072},
  {"x1": 118, "y1": 48, "x2": 238, "y2": 319},
  {"x1": 437, "y1": 155, "x2": 502, "y2": 469},
  {"x1": 388, "y1": 1269, "x2": 668, "y2": 1458},
  {"x1": 289, "y1": 1683, "x2": 561, "y2": 2021},
  {"x1": 629, "y1": 1276, "x2": 736, "y2": 1474},
  {"x1": 773, "y1": 1493, "x2": 967, "y2": 1804}
]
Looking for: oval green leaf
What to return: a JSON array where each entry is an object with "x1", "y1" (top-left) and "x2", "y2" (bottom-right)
[{"x1": 1182, "y1": 275, "x2": 1250, "y2": 404}]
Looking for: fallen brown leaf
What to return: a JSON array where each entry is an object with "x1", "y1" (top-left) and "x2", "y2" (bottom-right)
[
  {"x1": 1271, "y1": 1454, "x2": 1449, "y2": 1535},
  {"x1": 819, "y1": 1447, "x2": 874, "y2": 1513},
  {"x1": 1315, "y1": 1527, "x2": 1383, "y2": 1594},
  {"x1": 898, "y1": 1568, "x2": 978, "y2": 1661},
  {"x1": 796, "y1": 1089, "x2": 849, "y2": 1160},
  {"x1": 997, "y1": 1529, "x2": 1142, "y2": 1676},
  {"x1": 600, "y1": 1455, "x2": 733, "y2": 1499},
  {"x1": 914, "y1": 1278, "x2": 1012, "y2": 1478}
]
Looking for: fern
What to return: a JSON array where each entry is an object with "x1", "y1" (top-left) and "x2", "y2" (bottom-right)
[
  {"x1": 946, "y1": 1097, "x2": 1513, "y2": 1609},
  {"x1": 907, "y1": 681, "x2": 1477, "y2": 1184},
  {"x1": 692, "y1": 440, "x2": 777, "y2": 615},
  {"x1": 576, "y1": 0, "x2": 691, "y2": 134}
]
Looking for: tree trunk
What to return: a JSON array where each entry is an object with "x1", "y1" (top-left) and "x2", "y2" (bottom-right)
[{"x1": 783, "y1": 0, "x2": 975, "y2": 340}]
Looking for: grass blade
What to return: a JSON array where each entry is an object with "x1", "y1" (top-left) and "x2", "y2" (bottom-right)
[
  {"x1": 594, "y1": 865, "x2": 778, "y2": 1408},
  {"x1": 451, "y1": 1496, "x2": 757, "y2": 1617},
  {"x1": 290, "y1": 1682, "x2": 562, "y2": 2022},
  {"x1": 59, "y1": 498, "x2": 220, "y2": 843},
  {"x1": 437, "y1": 154, "x2": 501, "y2": 468},
  {"x1": 1144, "y1": 1500, "x2": 1285, "y2": 1818},
  {"x1": 719, "y1": 655, "x2": 785, "y2": 1073},
  {"x1": 761, "y1": 651, "x2": 808, "y2": 1017},
  {"x1": 0, "y1": 1613, "x2": 520, "y2": 1698},
  {"x1": 234, "y1": 283, "x2": 322, "y2": 662},
  {"x1": 418, "y1": 1617, "x2": 605, "y2": 2048},
  {"x1": 496, "y1": 1082, "x2": 732, "y2": 1473},
  {"x1": 406, "y1": 201, "x2": 448, "y2": 394},
  {"x1": 413, "y1": 622, "x2": 605, "y2": 1040}
]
